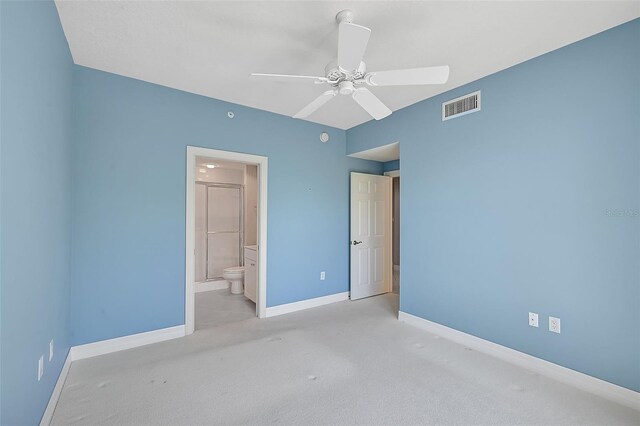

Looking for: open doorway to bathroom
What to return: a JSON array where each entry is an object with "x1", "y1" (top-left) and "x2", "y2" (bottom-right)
[
  {"x1": 193, "y1": 159, "x2": 258, "y2": 330},
  {"x1": 185, "y1": 147, "x2": 268, "y2": 335}
]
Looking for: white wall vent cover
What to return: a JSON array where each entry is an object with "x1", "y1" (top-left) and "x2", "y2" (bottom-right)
[{"x1": 442, "y1": 91, "x2": 481, "y2": 121}]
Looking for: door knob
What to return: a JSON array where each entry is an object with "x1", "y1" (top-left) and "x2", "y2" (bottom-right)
[{"x1": 352, "y1": 240, "x2": 363, "y2": 245}]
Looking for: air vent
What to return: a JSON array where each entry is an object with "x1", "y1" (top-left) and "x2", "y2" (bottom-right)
[{"x1": 442, "y1": 91, "x2": 481, "y2": 121}]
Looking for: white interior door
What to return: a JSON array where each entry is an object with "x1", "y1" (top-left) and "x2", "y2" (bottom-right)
[{"x1": 350, "y1": 172, "x2": 392, "y2": 300}]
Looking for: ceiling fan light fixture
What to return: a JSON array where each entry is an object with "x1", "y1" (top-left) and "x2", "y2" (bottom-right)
[{"x1": 339, "y1": 81, "x2": 355, "y2": 95}]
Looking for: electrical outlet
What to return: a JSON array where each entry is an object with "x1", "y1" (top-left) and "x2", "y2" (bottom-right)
[
  {"x1": 38, "y1": 356, "x2": 44, "y2": 381},
  {"x1": 320, "y1": 271, "x2": 325, "y2": 281},
  {"x1": 49, "y1": 340, "x2": 54, "y2": 362},
  {"x1": 528, "y1": 312, "x2": 539, "y2": 327},
  {"x1": 549, "y1": 316, "x2": 561, "y2": 334}
]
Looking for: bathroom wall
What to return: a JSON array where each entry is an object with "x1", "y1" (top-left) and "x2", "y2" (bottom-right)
[
  {"x1": 0, "y1": 1, "x2": 74, "y2": 423},
  {"x1": 71, "y1": 66, "x2": 382, "y2": 345},
  {"x1": 244, "y1": 165, "x2": 258, "y2": 246},
  {"x1": 347, "y1": 19, "x2": 640, "y2": 391}
]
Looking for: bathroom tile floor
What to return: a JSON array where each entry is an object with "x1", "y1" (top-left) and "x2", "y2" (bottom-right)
[{"x1": 195, "y1": 287, "x2": 256, "y2": 330}]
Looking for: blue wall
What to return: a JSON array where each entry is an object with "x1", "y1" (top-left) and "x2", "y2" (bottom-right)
[
  {"x1": 382, "y1": 160, "x2": 400, "y2": 172},
  {"x1": 0, "y1": 1, "x2": 74, "y2": 424},
  {"x1": 347, "y1": 19, "x2": 640, "y2": 392},
  {"x1": 71, "y1": 67, "x2": 381, "y2": 345}
]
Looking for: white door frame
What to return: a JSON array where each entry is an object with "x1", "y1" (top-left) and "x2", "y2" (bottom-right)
[
  {"x1": 185, "y1": 146, "x2": 268, "y2": 335},
  {"x1": 384, "y1": 170, "x2": 400, "y2": 276}
]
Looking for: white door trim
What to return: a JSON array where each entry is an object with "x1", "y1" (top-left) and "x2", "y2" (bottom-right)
[
  {"x1": 186, "y1": 146, "x2": 268, "y2": 334},
  {"x1": 385, "y1": 170, "x2": 399, "y2": 283}
]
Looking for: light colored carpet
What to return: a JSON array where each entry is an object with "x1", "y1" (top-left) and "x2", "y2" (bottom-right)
[{"x1": 52, "y1": 294, "x2": 639, "y2": 425}]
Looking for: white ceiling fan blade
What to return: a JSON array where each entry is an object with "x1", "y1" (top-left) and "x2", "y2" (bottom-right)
[
  {"x1": 250, "y1": 73, "x2": 327, "y2": 84},
  {"x1": 352, "y1": 88, "x2": 391, "y2": 120},
  {"x1": 366, "y1": 66, "x2": 450, "y2": 86},
  {"x1": 337, "y1": 22, "x2": 371, "y2": 72},
  {"x1": 293, "y1": 90, "x2": 337, "y2": 118}
]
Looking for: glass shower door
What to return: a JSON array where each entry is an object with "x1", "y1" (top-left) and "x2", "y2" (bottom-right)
[{"x1": 206, "y1": 185, "x2": 243, "y2": 280}]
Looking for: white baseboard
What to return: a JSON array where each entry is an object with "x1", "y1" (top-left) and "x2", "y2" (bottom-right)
[
  {"x1": 39, "y1": 351, "x2": 72, "y2": 426},
  {"x1": 398, "y1": 311, "x2": 640, "y2": 411},
  {"x1": 195, "y1": 280, "x2": 229, "y2": 293},
  {"x1": 70, "y1": 325, "x2": 186, "y2": 361},
  {"x1": 265, "y1": 292, "x2": 349, "y2": 318},
  {"x1": 393, "y1": 264, "x2": 400, "y2": 272}
]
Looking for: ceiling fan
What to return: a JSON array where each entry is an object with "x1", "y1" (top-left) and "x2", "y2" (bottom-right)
[{"x1": 250, "y1": 9, "x2": 450, "y2": 121}]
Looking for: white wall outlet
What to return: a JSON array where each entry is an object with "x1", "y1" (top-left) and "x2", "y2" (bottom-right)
[
  {"x1": 49, "y1": 340, "x2": 54, "y2": 362},
  {"x1": 549, "y1": 316, "x2": 561, "y2": 333},
  {"x1": 38, "y1": 356, "x2": 44, "y2": 381},
  {"x1": 528, "y1": 312, "x2": 539, "y2": 327},
  {"x1": 320, "y1": 271, "x2": 325, "y2": 281}
]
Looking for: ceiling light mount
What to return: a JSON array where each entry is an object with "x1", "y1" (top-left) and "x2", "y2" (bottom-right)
[{"x1": 335, "y1": 9, "x2": 354, "y2": 24}]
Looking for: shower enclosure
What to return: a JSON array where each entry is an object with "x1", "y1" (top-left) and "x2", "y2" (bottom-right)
[{"x1": 195, "y1": 182, "x2": 244, "y2": 281}]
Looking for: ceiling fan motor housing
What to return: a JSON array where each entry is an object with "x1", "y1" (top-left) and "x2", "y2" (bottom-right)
[{"x1": 324, "y1": 60, "x2": 366, "y2": 83}]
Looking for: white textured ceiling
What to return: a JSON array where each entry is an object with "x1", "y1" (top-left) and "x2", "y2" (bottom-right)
[
  {"x1": 349, "y1": 142, "x2": 399, "y2": 162},
  {"x1": 55, "y1": 1, "x2": 639, "y2": 130}
]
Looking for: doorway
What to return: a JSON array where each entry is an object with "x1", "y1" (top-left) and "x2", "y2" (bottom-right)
[{"x1": 185, "y1": 146, "x2": 268, "y2": 335}]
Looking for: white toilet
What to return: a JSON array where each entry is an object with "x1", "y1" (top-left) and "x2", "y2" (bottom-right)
[{"x1": 223, "y1": 266, "x2": 245, "y2": 294}]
